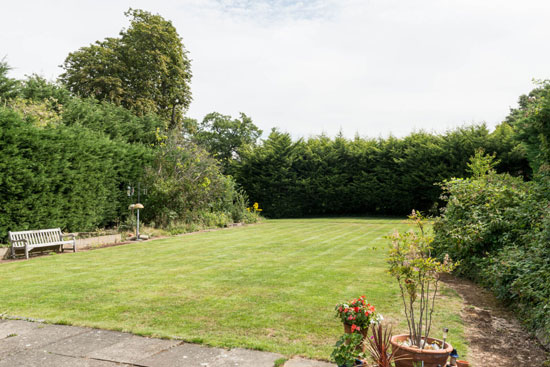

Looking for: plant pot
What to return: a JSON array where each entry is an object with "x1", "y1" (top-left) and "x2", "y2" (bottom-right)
[
  {"x1": 390, "y1": 334, "x2": 453, "y2": 367},
  {"x1": 456, "y1": 360, "x2": 470, "y2": 367},
  {"x1": 338, "y1": 358, "x2": 367, "y2": 367},
  {"x1": 343, "y1": 323, "x2": 368, "y2": 352},
  {"x1": 344, "y1": 323, "x2": 369, "y2": 338}
]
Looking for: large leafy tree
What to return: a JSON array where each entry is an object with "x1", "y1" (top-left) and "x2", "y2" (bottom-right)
[
  {"x1": 59, "y1": 9, "x2": 192, "y2": 129},
  {"x1": 194, "y1": 112, "x2": 262, "y2": 171},
  {"x1": 505, "y1": 80, "x2": 550, "y2": 175}
]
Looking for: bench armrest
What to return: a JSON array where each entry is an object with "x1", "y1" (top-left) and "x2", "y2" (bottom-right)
[
  {"x1": 10, "y1": 238, "x2": 28, "y2": 244},
  {"x1": 62, "y1": 233, "x2": 76, "y2": 239}
]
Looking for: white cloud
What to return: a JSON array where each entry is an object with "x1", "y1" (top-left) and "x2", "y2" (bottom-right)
[{"x1": 2, "y1": 0, "x2": 549, "y2": 138}]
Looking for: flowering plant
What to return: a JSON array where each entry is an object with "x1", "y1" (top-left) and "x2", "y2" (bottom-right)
[
  {"x1": 246, "y1": 202, "x2": 263, "y2": 212},
  {"x1": 335, "y1": 296, "x2": 382, "y2": 331}
]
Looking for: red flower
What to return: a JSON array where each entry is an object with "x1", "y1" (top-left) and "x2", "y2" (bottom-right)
[
  {"x1": 369, "y1": 305, "x2": 375, "y2": 312},
  {"x1": 354, "y1": 307, "x2": 359, "y2": 313},
  {"x1": 347, "y1": 315, "x2": 353, "y2": 320},
  {"x1": 351, "y1": 324, "x2": 361, "y2": 332},
  {"x1": 338, "y1": 307, "x2": 343, "y2": 312}
]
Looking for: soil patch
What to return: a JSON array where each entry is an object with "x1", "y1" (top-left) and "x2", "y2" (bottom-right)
[{"x1": 442, "y1": 274, "x2": 549, "y2": 366}]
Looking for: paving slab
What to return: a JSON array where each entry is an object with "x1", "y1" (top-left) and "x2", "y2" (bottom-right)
[
  {"x1": 0, "y1": 319, "x2": 42, "y2": 339},
  {"x1": 211, "y1": 348, "x2": 284, "y2": 367},
  {"x1": 45, "y1": 329, "x2": 133, "y2": 357},
  {"x1": 0, "y1": 319, "x2": 331, "y2": 367},
  {"x1": 138, "y1": 342, "x2": 225, "y2": 366},
  {"x1": 86, "y1": 333, "x2": 180, "y2": 364},
  {"x1": 0, "y1": 349, "x2": 131, "y2": 367},
  {"x1": 0, "y1": 323, "x2": 86, "y2": 358},
  {"x1": 284, "y1": 357, "x2": 335, "y2": 367}
]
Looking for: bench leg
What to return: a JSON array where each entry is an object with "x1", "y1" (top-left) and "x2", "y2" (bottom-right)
[
  {"x1": 10, "y1": 246, "x2": 15, "y2": 259},
  {"x1": 73, "y1": 239, "x2": 77, "y2": 253},
  {"x1": 25, "y1": 245, "x2": 29, "y2": 259}
]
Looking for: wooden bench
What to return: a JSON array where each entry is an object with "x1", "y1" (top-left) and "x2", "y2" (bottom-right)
[{"x1": 8, "y1": 228, "x2": 76, "y2": 259}]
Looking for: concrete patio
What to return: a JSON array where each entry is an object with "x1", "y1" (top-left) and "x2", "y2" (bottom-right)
[{"x1": 0, "y1": 319, "x2": 334, "y2": 367}]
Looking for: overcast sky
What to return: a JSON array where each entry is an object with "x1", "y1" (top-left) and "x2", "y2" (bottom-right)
[{"x1": 2, "y1": 0, "x2": 549, "y2": 138}]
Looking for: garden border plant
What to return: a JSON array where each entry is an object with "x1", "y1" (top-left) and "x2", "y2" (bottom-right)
[{"x1": 387, "y1": 210, "x2": 456, "y2": 366}]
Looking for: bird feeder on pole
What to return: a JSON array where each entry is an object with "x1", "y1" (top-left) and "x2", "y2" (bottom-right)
[{"x1": 127, "y1": 182, "x2": 147, "y2": 241}]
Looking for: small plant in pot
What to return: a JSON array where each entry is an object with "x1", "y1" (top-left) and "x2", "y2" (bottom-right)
[
  {"x1": 331, "y1": 332, "x2": 367, "y2": 367},
  {"x1": 387, "y1": 210, "x2": 457, "y2": 367},
  {"x1": 364, "y1": 323, "x2": 407, "y2": 367},
  {"x1": 335, "y1": 296, "x2": 383, "y2": 339}
]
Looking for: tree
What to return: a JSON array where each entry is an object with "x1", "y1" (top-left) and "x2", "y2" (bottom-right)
[
  {"x1": 0, "y1": 59, "x2": 19, "y2": 100},
  {"x1": 505, "y1": 80, "x2": 550, "y2": 175},
  {"x1": 59, "y1": 9, "x2": 192, "y2": 129},
  {"x1": 194, "y1": 112, "x2": 262, "y2": 171},
  {"x1": 234, "y1": 129, "x2": 302, "y2": 217}
]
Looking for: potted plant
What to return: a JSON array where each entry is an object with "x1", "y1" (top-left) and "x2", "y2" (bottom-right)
[
  {"x1": 387, "y1": 210, "x2": 457, "y2": 367},
  {"x1": 335, "y1": 296, "x2": 383, "y2": 339},
  {"x1": 364, "y1": 323, "x2": 406, "y2": 367},
  {"x1": 331, "y1": 332, "x2": 367, "y2": 367}
]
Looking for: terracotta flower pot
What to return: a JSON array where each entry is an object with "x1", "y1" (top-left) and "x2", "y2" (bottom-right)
[
  {"x1": 337, "y1": 359, "x2": 367, "y2": 367},
  {"x1": 456, "y1": 360, "x2": 470, "y2": 367},
  {"x1": 344, "y1": 323, "x2": 368, "y2": 338},
  {"x1": 390, "y1": 334, "x2": 453, "y2": 367},
  {"x1": 343, "y1": 324, "x2": 368, "y2": 352}
]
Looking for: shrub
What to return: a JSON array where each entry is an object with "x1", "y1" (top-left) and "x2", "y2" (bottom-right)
[
  {"x1": 433, "y1": 152, "x2": 550, "y2": 346},
  {"x1": 143, "y1": 132, "x2": 250, "y2": 227},
  {"x1": 0, "y1": 107, "x2": 150, "y2": 240}
]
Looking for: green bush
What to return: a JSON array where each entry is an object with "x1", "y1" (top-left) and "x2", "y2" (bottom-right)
[
  {"x1": 142, "y1": 132, "x2": 250, "y2": 228},
  {"x1": 62, "y1": 97, "x2": 166, "y2": 144},
  {"x1": 433, "y1": 152, "x2": 550, "y2": 345},
  {"x1": 233, "y1": 126, "x2": 528, "y2": 218},
  {"x1": 433, "y1": 173, "x2": 531, "y2": 274},
  {"x1": 0, "y1": 107, "x2": 150, "y2": 240}
]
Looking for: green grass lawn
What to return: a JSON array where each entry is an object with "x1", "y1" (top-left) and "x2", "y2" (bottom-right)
[{"x1": 0, "y1": 218, "x2": 467, "y2": 359}]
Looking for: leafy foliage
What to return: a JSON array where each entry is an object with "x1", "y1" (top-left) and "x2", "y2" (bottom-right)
[
  {"x1": 62, "y1": 97, "x2": 166, "y2": 144},
  {"x1": 505, "y1": 80, "x2": 550, "y2": 175},
  {"x1": 331, "y1": 332, "x2": 365, "y2": 367},
  {"x1": 233, "y1": 125, "x2": 527, "y2": 218},
  {"x1": 143, "y1": 131, "x2": 250, "y2": 228},
  {"x1": 60, "y1": 9, "x2": 192, "y2": 128},
  {"x1": 194, "y1": 112, "x2": 262, "y2": 171},
  {"x1": 335, "y1": 296, "x2": 380, "y2": 330},
  {"x1": 0, "y1": 106, "x2": 151, "y2": 240},
  {"x1": 0, "y1": 59, "x2": 252, "y2": 240},
  {"x1": 388, "y1": 211, "x2": 456, "y2": 348},
  {"x1": 0, "y1": 59, "x2": 20, "y2": 100},
  {"x1": 433, "y1": 153, "x2": 532, "y2": 274},
  {"x1": 364, "y1": 323, "x2": 402, "y2": 367},
  {"x1": 433, "y1": 151, "x2": 550, "y2": 346}
]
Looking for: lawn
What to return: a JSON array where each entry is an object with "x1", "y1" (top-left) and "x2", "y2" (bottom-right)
[{"x1": 0, "y1": 218, "x2": 467, "y2": 359}]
